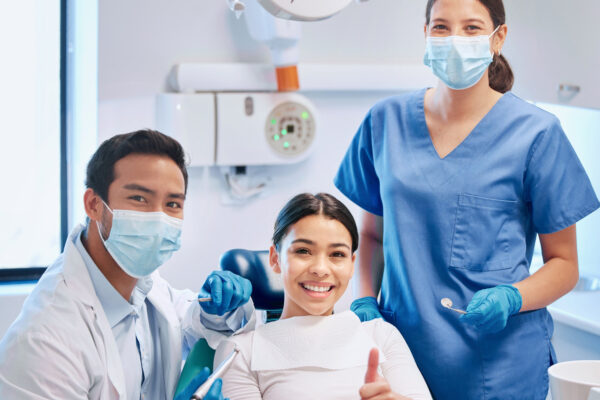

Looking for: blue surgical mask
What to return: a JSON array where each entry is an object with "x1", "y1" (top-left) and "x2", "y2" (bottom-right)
[
  {"x1": 96, "y1": 201, "x2": 183, "y2": 278},
  {"x1": 423, "y1": 26, "x2": 499, "y2": 90}
]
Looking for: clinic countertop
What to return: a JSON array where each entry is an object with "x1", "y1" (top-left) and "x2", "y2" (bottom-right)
[{"x1": 547, "y1": 290, "x2": 600, "y2": 336}]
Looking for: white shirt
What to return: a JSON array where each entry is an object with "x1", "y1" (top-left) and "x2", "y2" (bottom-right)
[
  {"x1": 214, "y1": 311, "x2": 432, "y2": 400},
  {"x1": 76, "y1": 234, "x2": 159, "y2": 400}
]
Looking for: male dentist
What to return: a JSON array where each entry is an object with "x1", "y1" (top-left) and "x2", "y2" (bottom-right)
[{"x1": 0, "y1": 129, "x2": 254, "y2": 399}]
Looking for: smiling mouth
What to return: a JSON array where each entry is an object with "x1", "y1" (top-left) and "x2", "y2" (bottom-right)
[{"x1": 300, "y1": 283, "x2": 334, "y2": 293}]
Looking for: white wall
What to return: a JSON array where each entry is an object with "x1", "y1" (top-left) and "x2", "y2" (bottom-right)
[{"x1": 96, "y1": 0, "x2": 427, "y2": 305}]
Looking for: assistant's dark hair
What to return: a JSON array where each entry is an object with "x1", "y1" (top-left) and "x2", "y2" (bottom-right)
[
  {"x1": 425, "y1": 0, "x2": 514, "y2": 93},
  {"x1": 272, "y1": 193, "x2": 359, "y2": 253},
  {"x1": 85, "y1": 129, "x2": 188, "y2": 201}
]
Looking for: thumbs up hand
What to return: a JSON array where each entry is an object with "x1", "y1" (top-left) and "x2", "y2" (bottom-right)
[{"x1": 359, "y1": 348, "x2": 410, "y2": 400}]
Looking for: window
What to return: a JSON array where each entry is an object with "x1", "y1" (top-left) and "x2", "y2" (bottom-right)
[{"x1": 0, "y1": 1, "x2": 62, "y2": 279}]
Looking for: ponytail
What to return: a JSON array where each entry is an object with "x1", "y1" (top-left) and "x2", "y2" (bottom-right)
[{"x1": 488, "y1": 53, "x2": 514, "y2": 93}]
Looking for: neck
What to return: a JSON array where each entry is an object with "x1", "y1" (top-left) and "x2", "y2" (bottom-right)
[
  {"x1": 428, "y1": 76, "x2": 502, "y2": 121},
  {"x1": 82, "y1": 223, "x2": 138, "y2": 301}
]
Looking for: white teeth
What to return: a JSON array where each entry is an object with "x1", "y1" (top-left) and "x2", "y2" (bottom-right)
[{"x1": 302, "y1": 284, "x2": 332, "y2": 292}]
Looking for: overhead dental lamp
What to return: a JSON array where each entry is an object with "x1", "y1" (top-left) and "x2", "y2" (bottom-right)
[
  {"x1": 255, "y1": 0, "x2": 353, "y2": 21},
  {"x1": 227, "y1": 0, "x2": 367, "y2": 91}
]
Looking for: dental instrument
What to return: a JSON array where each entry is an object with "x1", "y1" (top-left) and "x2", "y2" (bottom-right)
[{"x1": 441, "y1": 298, "x2": 466, "y2": 314}]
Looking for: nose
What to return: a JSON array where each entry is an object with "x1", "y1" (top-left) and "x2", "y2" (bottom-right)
[{"x1": 308, "y1": 255, "x2": 330, "y2": 277}]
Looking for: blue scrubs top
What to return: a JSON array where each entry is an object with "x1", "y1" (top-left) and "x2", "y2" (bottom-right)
[{"x1": 335, "y1": 89, "x2": 599, "y2": 400}]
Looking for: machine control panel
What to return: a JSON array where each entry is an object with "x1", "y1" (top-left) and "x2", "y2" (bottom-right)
[{"x1": 265, "y1": 101, "x2": 315, "y2": 158}]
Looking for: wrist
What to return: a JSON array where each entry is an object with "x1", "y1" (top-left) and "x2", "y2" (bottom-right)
[{"x1": 499, "y1": 284, "x2": 522, "y2": 315}]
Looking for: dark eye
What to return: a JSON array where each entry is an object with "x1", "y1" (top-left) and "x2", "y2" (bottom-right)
[
  {"x1": 295, "y1": 248, "x2": 310, "y2": 255},
  {"x1": 466, "y1": 25, "x2": 482, "y2": 32},
  {"x1": 331, "y1": 251, "x2": 347, "y2": 258},
  {"x1": 167, "y1": 201, "x2": 182, "y2": 209},
  {"x1": 129, "y1": 195, "x2": 146, "y2": 203},
  {"x1": 431, "y1": 24, "x2": 447, "y2": 31}
]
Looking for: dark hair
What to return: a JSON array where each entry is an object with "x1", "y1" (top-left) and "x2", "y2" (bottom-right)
[
  {"x1": 425, "y1": 0, "x2": 514, "y2": 93},
  {"x1": 85, "y1": 129, "x2": 188, "y2": 201},
  {"x1": 272, "y1": 193, "x2": 359, "y2": 253}
]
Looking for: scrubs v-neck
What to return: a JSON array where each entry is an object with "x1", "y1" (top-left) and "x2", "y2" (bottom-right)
[{"x1": 334, "y1": 88, "x2": 599, "y2": 400}]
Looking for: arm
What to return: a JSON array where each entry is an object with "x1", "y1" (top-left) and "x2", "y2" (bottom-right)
[
  {"x1": 0, "y1": 331, "x2": 92, "y2": 399},
  {"x1": 376, "y1": 322, "x2": 432, "y2": 400},
  {"x1": 355, "y1": 211, "x2": 385, "y2": 299},
  {"x1": 513, "y1": 225, "x2": 578, "y2": 311},
  {"x1": 214, "y1": 339, "x2": 262, "y2": 400}
]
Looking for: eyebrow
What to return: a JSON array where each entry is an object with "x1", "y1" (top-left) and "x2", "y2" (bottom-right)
[
  {"x1": 430, "y1": 18, "x2": 486, "y2": 24},
  {"x1": 123, "y1": 183, "x2": 186, "y2": 200},
  {"x1": 291, "y1": 238, "x2": 351, "y2": 250}
]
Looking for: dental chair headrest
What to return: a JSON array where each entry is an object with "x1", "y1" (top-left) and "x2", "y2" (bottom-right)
[{"x1": 219, "y1": 249, "x2": 284, "y2": 311}]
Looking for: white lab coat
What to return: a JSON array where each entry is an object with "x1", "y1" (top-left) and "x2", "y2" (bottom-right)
[{"x1": 0, "y1": 224, "x2": 255, "y2": 400}]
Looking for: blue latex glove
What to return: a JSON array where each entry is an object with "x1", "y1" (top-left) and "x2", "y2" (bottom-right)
[
  {"x1": 199, "y1": 270, "x2": 252, "y2": 316},
  {"x1": 173, "y1": 367, "x2": 229, "y2": 400},
  {"x1": 350, "y1": 296, "x2": 383, "y2": 322},
  {"x1": 460, "y1": 285, "x2": 522, "y2": 333}
]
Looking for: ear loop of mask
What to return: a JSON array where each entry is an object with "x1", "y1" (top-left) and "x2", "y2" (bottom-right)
[{"x1": 96, "y1": 200, "x2": 113, "y2": 242}]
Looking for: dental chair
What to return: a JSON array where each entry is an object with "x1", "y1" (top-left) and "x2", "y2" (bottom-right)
[{"x1": 174, "y1": 249, "x2": 284, "y2": 398}]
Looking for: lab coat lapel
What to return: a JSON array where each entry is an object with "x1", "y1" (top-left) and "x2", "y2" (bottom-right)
[
  {"x1": 62, "y1": 225, "x2": 127, "y2": 399},
  {"x1": 148, "y1": 285, "x2": 182, "y2": 400}
]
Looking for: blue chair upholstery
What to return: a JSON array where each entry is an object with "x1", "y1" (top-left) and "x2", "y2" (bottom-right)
[{"x1": 219, "y1": 249, "x2": 284, "y2": 321}]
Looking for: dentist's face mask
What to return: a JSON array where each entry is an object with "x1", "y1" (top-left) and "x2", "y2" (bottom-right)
[
  {"x1": 423, "y1": 26, "x2": 499, "y2": 90},
  {"x1": 96, "y1": 201, "x2": 183, "y2": 278}
]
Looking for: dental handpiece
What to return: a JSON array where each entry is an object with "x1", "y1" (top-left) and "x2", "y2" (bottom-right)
[{"x1": 190, "y1": 348, "x2": 239, "y2": 399}]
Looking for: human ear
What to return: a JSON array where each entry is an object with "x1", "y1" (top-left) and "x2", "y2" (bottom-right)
[
  {"x1": 269, "y1": 245, "x2": 281, "y2": 274},
  {"x1": 83, "y1": 189, "x2": 104, "y2": 222},
  {"x1": 493, "y1": 24, "x2": 507, "y2": 55}
]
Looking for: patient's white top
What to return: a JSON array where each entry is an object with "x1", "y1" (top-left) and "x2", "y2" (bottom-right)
[{"x1": 214, "y1": 311, "x2": 431, "y2": 400}]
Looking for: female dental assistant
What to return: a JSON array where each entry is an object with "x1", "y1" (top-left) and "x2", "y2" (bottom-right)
[{"x1": 334, "y1": 0, "x2": 599, "y2": 399}]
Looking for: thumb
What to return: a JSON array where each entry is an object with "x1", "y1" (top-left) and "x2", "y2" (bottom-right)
[{"x1": 364, "y1": 348, "x2": 380, "y2": 384}]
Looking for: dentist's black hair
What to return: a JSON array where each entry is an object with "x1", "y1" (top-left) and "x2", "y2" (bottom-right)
[
  {"x1": 85, "y1": 129, "x2": 188, "y2": 202},
  {"x1": 272, "y1": 193, "x2": 359, "y2": 253},
  {"x1": 425, "y1": 0, "x2": 514, "y2": 93}
]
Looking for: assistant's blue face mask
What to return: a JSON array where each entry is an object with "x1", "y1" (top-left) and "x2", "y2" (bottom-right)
[
  {"x1": 96, "y1": 201, "x2": 183, "y2": 278},
  {"x1": 423, "y1": 26, "x2": 499, "y2": 90}
]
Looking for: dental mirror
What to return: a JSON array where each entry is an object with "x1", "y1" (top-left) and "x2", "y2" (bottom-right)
[{"x1": 441, "y1": 298, "x2": 467, "y2": 314}]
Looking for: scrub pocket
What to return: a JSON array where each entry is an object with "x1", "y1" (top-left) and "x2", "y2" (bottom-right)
[{"x1": 450, "y1": 193, "x2": 519, "y2": 271}]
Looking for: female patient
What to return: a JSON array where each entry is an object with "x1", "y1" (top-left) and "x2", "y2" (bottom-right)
[{"x1": 214, "y1": 193, "x2": 431, "y2": 400}]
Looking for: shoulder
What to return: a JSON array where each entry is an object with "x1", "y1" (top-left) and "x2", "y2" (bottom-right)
[
  {"x1": 214, "y1": 329, "x2": 255, "y2": 366},
  {"x1": 368, "y1": 89, "x2": 425, "y2": 121},
  {"x1": 501, "y1": 92, "x2": 562, "y2": 130},
  {"x1": 361, "y1": 318, "x2": 408, "y2": 348}
]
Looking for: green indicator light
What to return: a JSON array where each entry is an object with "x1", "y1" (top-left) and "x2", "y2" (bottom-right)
[
  {"x1": 271, "y1": 118, "x2": 277, "y2": 125},
  {"x1": 274, "y1": 134, "x2": 280, "y2": 141},
  {"x1": 283, "y1": 142, "x2": 290, "y2": 148},
  {"x1": 281, "y1": 129, "x2": 287, "y2": 135},
  {"x1": 301, "y1": 111, "x2": 309, "y2": 120}
]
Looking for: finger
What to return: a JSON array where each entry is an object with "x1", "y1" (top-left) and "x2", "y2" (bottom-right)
[
  {"x1": 179, "y1": 367, "x2": 211, "y2": 400},
  {"x1": 242, "y1": 278, "x2": 252, "y2": 304},
  {"x1": 205, "y1": 377, "x2": 223, "y2": 400},
  {"x1": 359, "y1": 380, "x2": 391, "y2": 399},
  {"x1": 219, "y1": 279, "x2": 234, "y2": 315},
  {"x1": 228, "y1": 277, "x2": 244, "y2": 310},
  {"x1": 209, "y1": 276, "x2": 223, "y2": 305},
  {"x1": 364, "y1": 348, "x2": 379, "y2": 384}
]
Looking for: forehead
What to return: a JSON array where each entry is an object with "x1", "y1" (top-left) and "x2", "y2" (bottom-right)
[
  {"x1": 111, "y1": 153, "x2": 185, "y2": 192},
  {"x1": 430, "y1": 0, "x2": 492, "y2": 22},
  {"x1": 284, "y1": 214, "x2": 352, "y2": 244}
]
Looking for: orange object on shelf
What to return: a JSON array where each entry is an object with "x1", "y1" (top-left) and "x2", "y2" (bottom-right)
[{"x1": 275, "y1": 65, "x2": 299, "y2": 92}]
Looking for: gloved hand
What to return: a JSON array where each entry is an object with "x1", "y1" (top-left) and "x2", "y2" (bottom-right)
[
  {"x1": 199, "y1": 270, "x2": 252, "y2": 316},
  {"x1": 351, "y1": 296, "x2": 383, "y2": 322},
  {"x1": 460, "y1": 284, "x2": 522, "y2": 333},
  {"x1": 173, "y1": 367, "x2": 229, "y2": 400}
]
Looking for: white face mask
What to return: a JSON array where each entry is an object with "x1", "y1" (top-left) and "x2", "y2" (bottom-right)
[
  {"x1": 423, "y1": 26, "x2": 499, "y2": 90},
  {"x1": 97, "y1": 201, "x2": 183, "y2": 278}
]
